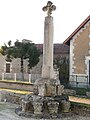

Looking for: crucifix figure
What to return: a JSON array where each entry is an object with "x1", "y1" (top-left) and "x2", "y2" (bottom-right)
[{"x1": 42, "y1": 1, "x2": 56, "y2": 16}]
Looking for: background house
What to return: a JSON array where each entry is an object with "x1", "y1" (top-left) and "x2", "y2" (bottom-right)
[
  {"x1": 64, "y1": 15, "x2": 90, "y2": 88},
  {"x1": 0, "y1": 43, "x2": 69, "y2": 83}
]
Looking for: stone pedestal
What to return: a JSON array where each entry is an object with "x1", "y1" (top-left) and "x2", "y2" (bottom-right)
[{"x1": 35, "y1": 78, "x2": 64, "y2": 96}]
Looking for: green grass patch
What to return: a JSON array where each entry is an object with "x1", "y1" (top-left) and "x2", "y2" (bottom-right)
[{"x1": 68, "y1": 87, "x2": 90, "y2": 96}]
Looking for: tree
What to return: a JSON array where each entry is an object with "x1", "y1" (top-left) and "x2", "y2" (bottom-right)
[
  {"x1": 0, "y1": 40, "x2": 40, "y2": 80},
  {"x1": 54, "y1": 56, "x2": 69, "y2": 87}
]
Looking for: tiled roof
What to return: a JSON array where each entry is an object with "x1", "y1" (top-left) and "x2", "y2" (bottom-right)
[
  {"x1": 36, "y1": 43, "x2": 69, "y2": 54},
  {"x1": 63, "y1": 15, "x2": 90, "y2": 45}
]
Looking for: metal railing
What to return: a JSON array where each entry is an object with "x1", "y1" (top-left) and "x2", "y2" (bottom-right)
[{"x1": 0, "y1": 73, "x2": 41, "y2": 83}]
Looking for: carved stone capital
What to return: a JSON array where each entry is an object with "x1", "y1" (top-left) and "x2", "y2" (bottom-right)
[{"x1": 42, "y1": 1, "x2": 56, "y2": 16}]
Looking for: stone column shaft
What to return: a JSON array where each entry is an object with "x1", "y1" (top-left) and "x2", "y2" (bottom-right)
[{"x1": 42, "y1": 16, "x2": 54, "y2": 79}]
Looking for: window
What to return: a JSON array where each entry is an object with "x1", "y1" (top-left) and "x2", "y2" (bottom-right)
[{"x1": 6, "y1": 63, "x2": 10, "y2": 73}]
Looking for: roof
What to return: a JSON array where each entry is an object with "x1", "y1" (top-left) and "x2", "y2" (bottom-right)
[
  {"x1": 22, "y1": 39, "x2": 32, "y2": 43},
  {"x1": 36, "y1": 43, "x2": 69, "y2": 54},
  {"x1": 63, "y1": 15, "x2": 90, "y2": 45}
]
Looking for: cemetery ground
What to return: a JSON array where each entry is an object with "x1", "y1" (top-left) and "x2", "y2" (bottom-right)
[{"x1": 0, "y1": 88, "x2": 90, "y2": 119}]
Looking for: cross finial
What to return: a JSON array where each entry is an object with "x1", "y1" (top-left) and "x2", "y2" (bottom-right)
[{"x1": 42, "y1": 1, "x2": 56, "y2": 16}]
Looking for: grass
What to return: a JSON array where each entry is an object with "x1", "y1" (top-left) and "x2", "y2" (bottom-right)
[{"x1": 67, "y1": 87, "x2": 90, "y2": 96}]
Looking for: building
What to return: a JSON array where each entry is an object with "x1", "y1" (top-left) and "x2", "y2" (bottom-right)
[
  {"x1": 0, "y1": 43, "x2": 69, "y2": 82},
  {"x1": 35, "y1": 43, "x2": 69, "y2": 73},
  {"x1": 64, "y1": 15, "x2": 90, "y2": 87}
]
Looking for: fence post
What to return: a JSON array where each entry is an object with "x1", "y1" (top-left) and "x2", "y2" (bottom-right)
[
  {"x1": 76, "y1": 75, "x2": 78, "y2": 87},
  {"x1": 14, "y1": 73, "x2": 16, "y2": 82},
  {"x1": 29, "y1": 74, "x2": 31, "y2": 83},
  {"x1": 87, "y1": 75, "x2": 88, "y2": 88},
  {"x1": 2, "y1": 73, "x2": 4, "y2": 80}
]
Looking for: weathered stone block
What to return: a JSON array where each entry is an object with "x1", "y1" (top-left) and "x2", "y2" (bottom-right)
[
  {"x1": 21, "y1": 99, "x2": 34, "y2": 113},
  {"x1": 61, "y1": 100, "x2": 70, "y2": 113},
  {"x1": 45, "y1": 84, "x2": 56, "y2": 96},
  {"x1": 38, "y1": 83, "x2": 64, "y2": 96},
  {"x1": 38, "y1": 84, "x2": 46, "y2": 96},
  {"x1": 38, "y1": 83, "x2": 56, "y2": 96},
  {"x1": 63, "y1": 89, "x2": 76, "y2": 96},
  {"x1": 33, "y1": 102, "x2": 43, "y2": 114},
  {"x1": 56, "y1": 85, "x2": 64, "y2": 95},
  {"x1": 47, "y1": 101, "x2": 59, "y2": 114}
]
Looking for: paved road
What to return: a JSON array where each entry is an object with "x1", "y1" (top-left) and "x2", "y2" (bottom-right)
[{"x1": 0, "y1": 102, "x2": 33, "y2": 120}]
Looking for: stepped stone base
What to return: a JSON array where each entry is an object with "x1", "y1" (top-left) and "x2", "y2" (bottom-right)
[{"x1": 20, "y1": 94, "x2": 70, "y2": 115}]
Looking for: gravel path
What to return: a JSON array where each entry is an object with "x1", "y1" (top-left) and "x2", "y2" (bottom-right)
[{"x1": 0, "y1": 102, "x2": 90, "y2": 120}]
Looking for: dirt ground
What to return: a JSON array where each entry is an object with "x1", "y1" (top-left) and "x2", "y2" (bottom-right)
[
  {"x1": 69, "y1": 96, "x2": 90, "y2": 104},
  {"x1": 0, "y1": 102, "x2": 90, "y2": 120}
]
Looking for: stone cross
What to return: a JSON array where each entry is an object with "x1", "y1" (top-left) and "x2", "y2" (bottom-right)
[
  {"x1": 41, "y1": 1, "x2": 56, "y2": 79},
  {"x1": 42, "y1": 1, "x2": 56, "y2": 16},
  {"x1": 34, "y1": 1, "x2": 64, "y2": 97}
]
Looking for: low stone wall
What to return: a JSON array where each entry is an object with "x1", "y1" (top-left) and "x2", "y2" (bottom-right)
[
  {"x1": 0, "y1": 90, "x2": 21, "y2": 104},
  {"x1": 0, "y1": 81, "x2": 34, "y2": 91}
]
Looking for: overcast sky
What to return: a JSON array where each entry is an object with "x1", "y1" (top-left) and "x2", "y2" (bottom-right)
[{"x1": 0, "y1": 0, "x2": 90, "y2": 46}]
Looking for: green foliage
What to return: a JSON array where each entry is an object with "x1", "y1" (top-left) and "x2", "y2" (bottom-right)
[
  {"x1": 0, "y1": 44, "x2": 8, "y2": 56},
  {"x1": 54, "y1": 56, "x2": 69, "y2": 86},
  {"x1": 68, "y1": 87, "x2": 90, "y2": 96},
  {"x1": 0, "y1": 40, "x2": 40, "y2": 75},
  {"x1": 28, "y1": 45, "x2": 40, "y2": 69}
]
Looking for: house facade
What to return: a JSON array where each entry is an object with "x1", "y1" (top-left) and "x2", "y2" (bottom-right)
[{"x1": 64, "y1": 15, "x2": 90, "y2": 87}]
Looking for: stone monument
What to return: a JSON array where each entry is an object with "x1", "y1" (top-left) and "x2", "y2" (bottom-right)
[
  {"x1": 34, "y1": 1, "x2": 64, "y2": 97},
  {"x1": 16, "y1": 1, "x2": 70, "y2": 118}
]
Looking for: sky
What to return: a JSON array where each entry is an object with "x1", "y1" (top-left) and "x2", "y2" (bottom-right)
[{"x1": 0, "y1": 0, "x2": 90, "y2": 46}]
